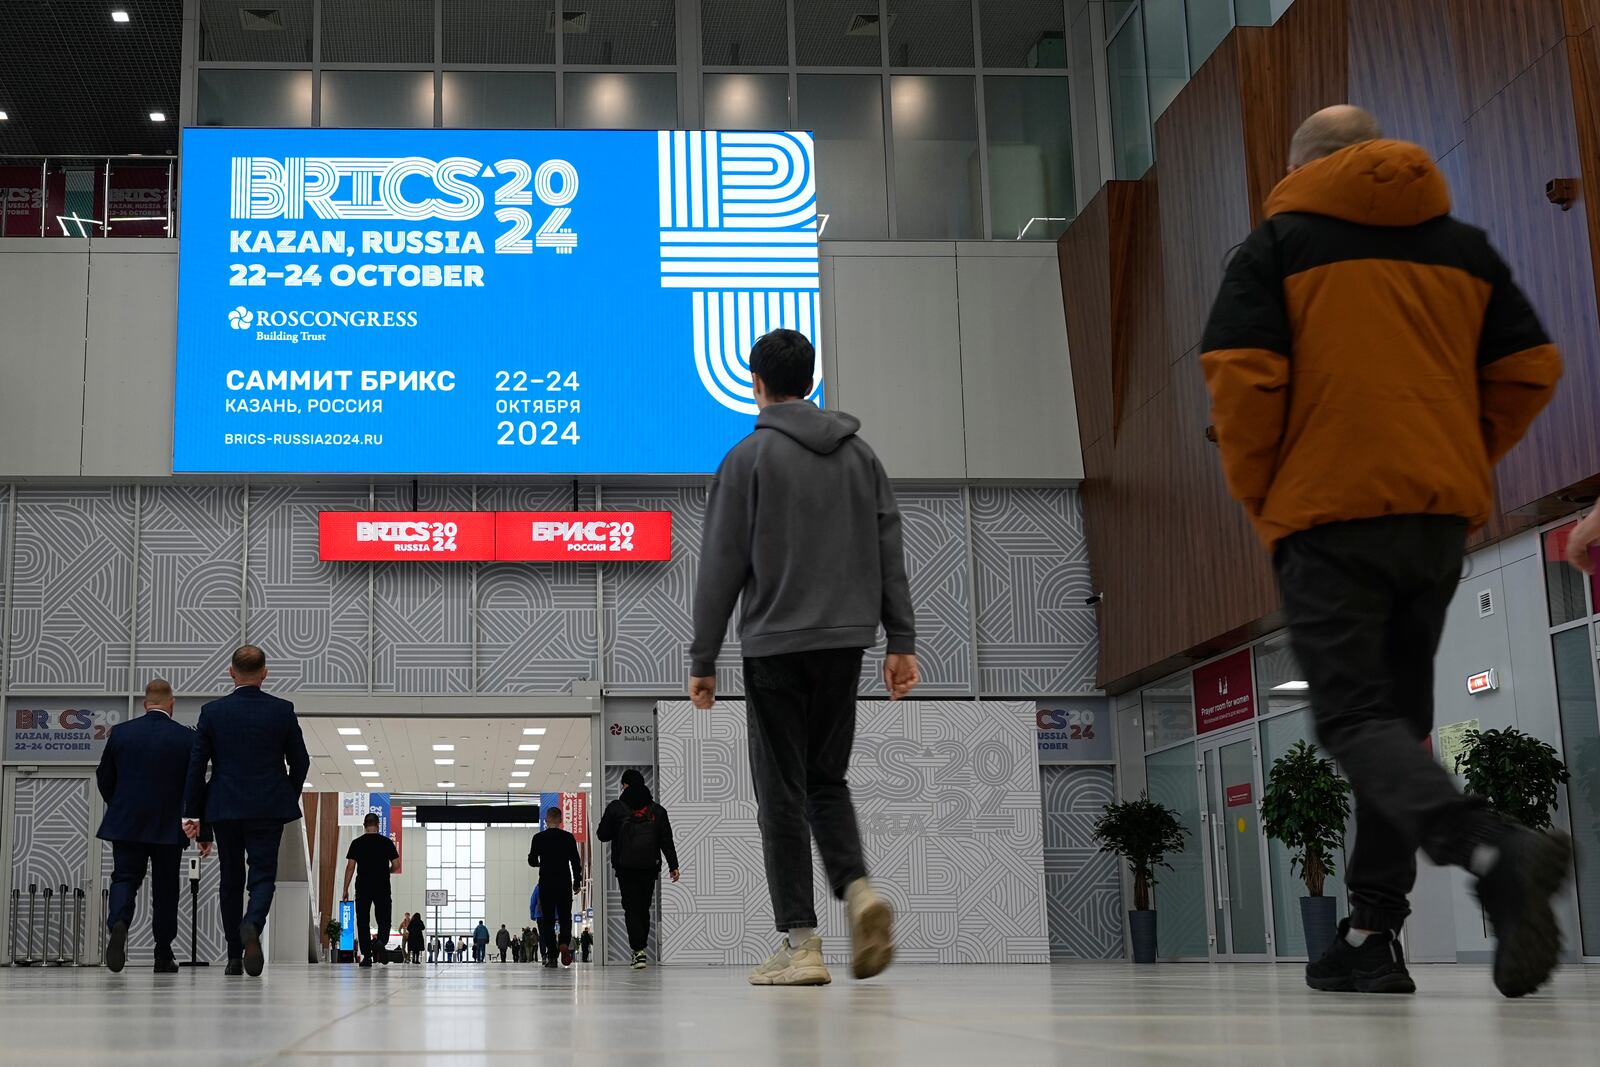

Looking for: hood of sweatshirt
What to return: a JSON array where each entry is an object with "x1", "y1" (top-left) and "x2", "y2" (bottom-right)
[
  {"x1": 621, "y1": 781, "x2": 654, "y2": 809},
  {"x1": 1265, "y1": 139, "x2": 1450, "y2": 227},
  {"x1": 756, "y1": 400, "x2": 861, "y2": 455}
]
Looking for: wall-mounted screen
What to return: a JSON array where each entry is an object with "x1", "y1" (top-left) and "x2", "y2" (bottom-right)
[{"x1": 174, "y1": 127, "x2": 821, "y2": 474}]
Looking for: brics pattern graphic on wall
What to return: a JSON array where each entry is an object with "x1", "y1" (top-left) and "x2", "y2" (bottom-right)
[{"x1": 174, "y1": 128, "x2": 821, "y2": 475}]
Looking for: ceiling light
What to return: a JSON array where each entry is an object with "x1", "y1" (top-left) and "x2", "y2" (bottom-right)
[
  {"x1": 578, "y1": 783, "x2": 591, "y2": 790},
  {"x1": 0, "y1": 112, "x2": 8, "y2": 121},
  {"x1": 519, "y1": 744, "x2": 540, "y2": 752},
  {"x1": 369, "y1": 783, "x2": 384, "y2": 789},
  {"x1": 507, "y1": 783, "x2": 527, "y2": 789},
  {"x1": 149, "y1": 111, "x2": 166, "y2": 122},
  {"x1": 432, "y1": 744, "x2": 454, "y2": 752},
  {"x1": 511, "y1": 771, "x2": 530, "y2": 778},
  {"x1": 437, "y1": 782, "x2": 456, "y2": 789},
  {"x1": 360, "y1": 771, "x2": 379, "y2": 778},
  {"x1": 346, "y1": 744, "x2": 368, "y2": 752},
  {"x1": 112, "y1": 10, "x2": 130, "y2": 22},
  {"x1": 302, "y1": 782, "x2": 313, "y2": 791},
  {"x1": 515, "y1": 759, "x2": 535, "y2": 766},
  {"x1": 337, "y1": 728, "x2": 361, "y2": 736},
  {"x1": 353, "y1": 759, "x2": 375, "y2": 766},
  {"x1": 1272, "y1": 680, "x2": 1310, "y2": 691},
  {"x1": 434, "y1": 758, "x2": 454, "y2": 765},
  {"x1": 523, "y1": 728, "x2": 547, "y2": 736}
]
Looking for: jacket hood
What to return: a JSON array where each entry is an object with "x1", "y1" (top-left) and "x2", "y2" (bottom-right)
[
  {"x1": 1265, "y1": 139, "x2": 1450, "y2": 227},
  {"x1": 621, "y1": 781, "x2": 654, "y2": 809},
  {"x1": 756, "y1": 400, "x2": 861, "y2": 455}
]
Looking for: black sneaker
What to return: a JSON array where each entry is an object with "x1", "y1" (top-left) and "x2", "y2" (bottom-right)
[
  {"x1": 154, "y1": 947, "x2": 180, "y2": 974},
  {"x1": 105, "y1": 921, "x2": 128, "y2": 973},
  {"x1": 1475, "y1": 827, "x2": 1572, "y2": 998},
  {"x1": 225, "y1": 959, "x2": 244, "y2": 976},
  {"x1": 359, "y1": 956, "x2": 373, "y2": 968},
  {"x1": 1305, "y1": 920, "x2": 1416, "y2": 994}
]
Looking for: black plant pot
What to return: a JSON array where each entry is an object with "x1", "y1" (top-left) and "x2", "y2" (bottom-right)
[
  {"x1": 1128, "y1": 910, "x2": 1158, "y2": 964},
  {"x1": 1300, "y1": 895, "x2": 1338, "y2": 961}
]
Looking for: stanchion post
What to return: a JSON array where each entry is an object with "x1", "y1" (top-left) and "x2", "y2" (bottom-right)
[
  {"x1": 72, "y1": 889, "x2": 86, "y2": 966},
  {"x1": 39, "y1": 887, "x2": 53, "y2": 965},
  {"x1": 53, "y1": 884, "x2": 70, "y2": 965},
  {"x1": 99, "y1": 887, "x2": 108, "y2": 964},
  {"x1": 7, "y1": 889, "x2": 19, "y2": 965},
  {"x1": 23, "y1": 883, "x2": 38, "y2": 965}
]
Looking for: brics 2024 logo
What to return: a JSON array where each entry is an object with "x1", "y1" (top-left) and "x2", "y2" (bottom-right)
[
  {"x1": 229, "y1": 305, "x2": 254, "y2": 329},
  {"x1": 657, "y1": 131, "x2": 822, "y2": 416}
]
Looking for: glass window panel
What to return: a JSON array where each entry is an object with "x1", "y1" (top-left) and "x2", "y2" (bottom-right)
[
  {"x1": 471, "y1": 870, "x2": 486, "y2": 896},
  {"x1": 1106, "y1": 1, "x2": 1137, "y2": 29},
  {"x1": 703, "y1": 0, "x2": 789, "y2": 65},
  {"x1": 106, "y1": 162, "x2": 173, "y2": 238},
  {"x1": 562, "y1": 0, "x2": 676, "y2": 65},
  {"x1": 320, "y1": 70, "x2": 436, "y2": 128},
  {"x1": 1145, "y1": 742, "x2": 1208, "y2": 957},
  {"x1": 197, "y1": 69, "x2": 313, "y2": 128},
  {"x1": 1142, "y1": 0, "x2": 1190, "y2": 120},
  {"x1": 1546, "y1": 524, "x2": 1592, "y2": 626},
  {"x1": 888, "y1": 0, "x2": 974, "y2": 68},
  {"x1": 889, "y1": 74, "x2": 979, "y2": 238},
  {"x1": 1234, "y1": 0, "x2": 1278, "y2": 25},
  {"x1": 443, "y1": 72, "x2": 557, "y2": 129},
  {"x1": 979, "y1": 0, "x2": 1064, "y2": 69},
  {"x1": 564, "y1": 72, "x2": 678, "y2": 129},
  {"x1": 797, "y1": 74, "x2": 889, "y2": 239},
  {"x1": 1107, "y1": 11, "x2": 1153, "y2": 179},
  {"x1": 1143, "y1": 678, "x2": 1194, "y2": 750},
  {"x1": 797, "y1": 0, "x2": 883, "y2": 67},
  {"x1": 1554, "y1": 626, "x2": 1600, "y2": 955},
  {"x1": 321, "y1": 0, "x2": 436, "y2": 63},
  {"x1": 43, "y1": 161, "x2": 104, "y2": 238},
  {"x1": 0, "y1": 162, "x2": 45, "y2": 238},
  {"x1": 984, "y1": 76, "x2": 1073, "y2": 240},
  {"x1": 199, "y1": 0, "x2": 313, "y2": 61},
  {"x1": 443, "y1": 0, "x2": 556, "y2": 63},
  {"x1": 1185, "y1": 0, "x2": 1235, "y2": 70},
  {"x1": 704, "y1": 73, "x2": 791, "y2": 130},
  {"x1": 1262, "y1": 709, "x2": 1348, "y2": 957},
  {"x1": 1255, "y1": 634, "x2": 1311, "y2": 716},
  {"x1": 471, "y1": 835, "x2": 486, "y2": 862}
]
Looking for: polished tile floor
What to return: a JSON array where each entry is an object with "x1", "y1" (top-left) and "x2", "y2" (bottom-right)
[{"x1": 6, "y1": 960, "x2": 1600, "y2": 1065}]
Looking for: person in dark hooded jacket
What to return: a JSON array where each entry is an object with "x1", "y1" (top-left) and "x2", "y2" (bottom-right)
[{"x1": 597, "y1": 768, "x2": 681, "y2": 969}]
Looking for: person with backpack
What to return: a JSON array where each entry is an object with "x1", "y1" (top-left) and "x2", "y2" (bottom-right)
[{"x1": 596, "y1": 768, "x2": 681, "y2": 970}]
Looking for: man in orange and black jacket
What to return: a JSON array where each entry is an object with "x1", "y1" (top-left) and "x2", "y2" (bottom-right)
[{"x1": 1202, "y1": 106, "x2": 1568, "y2": 1000}]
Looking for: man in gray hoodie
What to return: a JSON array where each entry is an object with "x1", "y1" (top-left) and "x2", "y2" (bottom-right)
[{"x1": 690, "y1": 328, "x2": 919, "y2": 987}]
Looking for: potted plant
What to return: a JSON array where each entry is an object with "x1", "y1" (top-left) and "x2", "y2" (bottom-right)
[
  {"x1": 1454, "y1": 727, "x2": 1570, "y2": 829},
  {"x1": 1093, "y1": 794, "x2": 1188, "y2": 964},
  {"x1": 323, "y1": 916, "x2": 343, "y2": 963},
  {"x1": 1262, "y1": 740, "x2": 1351, "y2": 960}
]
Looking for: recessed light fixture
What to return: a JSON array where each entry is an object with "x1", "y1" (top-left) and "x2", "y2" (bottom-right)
[
  {"x1": 511, "y1": 771, "x2": 530, "y2": 778},
  {"x1": 149, "y1": 111, "x2": 166, "y2": 122},
  {"x1": 519, "y1": 744, "x2": 540, "y2": 752},
  {"x1": 515, "y1": 759, "x2": 535, "y2": 766},
  {"x1": 523, "y1": 728, "x2": 547, "y2": 736},
  {"x1": 507, "y1": 782, "x2": 527, "y2": 789},
  {"x1": 1272, "y1": 680, "x2": 1310, "y2": 691},
  {"x1": 353, "y1": 759, "x2": 375, "y2": 766},
  {"x1": 0, "y1": 111, "x2": 9, "y2": 121},
  {"x1": 360, "y1": 771, "x2": 379, "y2": 778},
  {"x1": 578, "y1": 783, "x2": 591, "y2": 790},
  {"x1": 437, "y1": 782, "x2": 456, "y2": 789},
  {"x1": 432, "y1": 744, "x2": 454, "y2": 752},
  {"x1": 111, "y1": 10, "x2": 130, "y2": 22},
  {"x1": 346, "y1": 744, "x2": 369, "y2": 752},
  {"x1": 337, "y1": 728, "x2": 362, "y2": 736},
  {"x1": 369, "y1": 783, "x2": 384, "y2": 789},
  {"x1": 302, "y1": 782, "x2": 314, "y2": 791},
  {"x1": 434, "y1": 758, "x2": 454, "y2": 765}
]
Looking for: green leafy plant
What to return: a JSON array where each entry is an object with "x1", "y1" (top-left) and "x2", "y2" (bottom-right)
[
  {"x1": 1262, "y1": 740, "x2": 1351, "y2": 897},
  {"x1": 323, "y1": 917, "x2": 343, "y2": 947},
  {"x1": 1093, "y1": 794, "x2": 1188, "y2": 912},
  {"x1": 1455, "y1": 727, "x2": 1570, "y2": 831}
]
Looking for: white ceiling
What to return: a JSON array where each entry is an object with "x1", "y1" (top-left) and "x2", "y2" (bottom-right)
[{"x1": 298, "y1": 716, "x2": 591, "y2": 797}]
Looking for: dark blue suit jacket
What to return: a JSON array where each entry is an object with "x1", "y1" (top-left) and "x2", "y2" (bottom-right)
[
  {"x1": 97, "y1": 710, "x2": 206, "y2": 848},
  {"x1": 183, "y1": 686, "x2": 310, "y2": 824}
]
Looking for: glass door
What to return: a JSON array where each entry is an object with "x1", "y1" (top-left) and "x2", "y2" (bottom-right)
[{"x1": 1198, "y1": 728, "x2": 1274, "y2": 960}]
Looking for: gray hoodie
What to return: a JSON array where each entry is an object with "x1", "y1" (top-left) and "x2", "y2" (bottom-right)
[{"x1": 690, "y1": 400, "x2": 916, "y2": 676}]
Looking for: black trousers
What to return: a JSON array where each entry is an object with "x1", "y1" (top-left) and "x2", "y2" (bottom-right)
[
  {"x1": 1275, "y1": 515, "x2": 1498, "y2": 932},
  {"x1": 354, "y1": 890, "x2": 391, "y2": 961},
  {"x1": 744, "y1": 647, "x2": 870, "y2": 932},
  {"x1": 617, "y1": 869, "x2": 657, "y2": 952},
  {"x1": 108, "y1": 841, "x2": 182, "y2": 953},
  {"x1": 538, "y1": 887, "x2": 573, "y2": 957},
  {"x1": 212, "y1": 819, "x2": 283, "y2": 960}
]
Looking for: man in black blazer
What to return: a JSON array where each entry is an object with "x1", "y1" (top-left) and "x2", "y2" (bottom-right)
[
  {"x1": 183, "y1": 646, "x2": 310, "y2": 977},
  {"x1": 97, "y1": 678, "x2": 213, "y2": 974}
]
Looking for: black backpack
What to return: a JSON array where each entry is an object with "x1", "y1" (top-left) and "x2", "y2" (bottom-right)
[{"x1": 615, "y1": 804, "x2": 661, "y2": 870}]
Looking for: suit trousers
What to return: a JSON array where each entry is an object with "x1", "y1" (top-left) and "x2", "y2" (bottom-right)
[
  {"x1": 212, "y1": 819, "x2": 284, "y2": 960},
  {"x1": 108, "y1": 841, "x2": 183, "y2": 952}
]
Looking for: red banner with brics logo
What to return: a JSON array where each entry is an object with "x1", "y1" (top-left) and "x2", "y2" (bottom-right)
[{"x1": 318, "y1": 511, "x2": 672, "y2": 562}]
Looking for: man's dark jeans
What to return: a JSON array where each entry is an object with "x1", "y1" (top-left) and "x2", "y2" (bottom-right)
[
  {"x1": 212, "y1": 819, "x2": 284, "y2": 960},
  {"x1": 1275, "y1": 514, "x2": 1498, "y2": 932},
  {"x1": 354, "y1": 889, "x2": 391, "y2": 962},
  {"x1": 617, "y1": 869, "x2": 656, "y2": 952},
  {"x1": 744, "y1": 647, "x2": 870, "y2": 932},
  {"x1": 108, "y1": 841, "x2": 182, "y2": 952},
  {"x1": 538, "y1": 888, "x2": 573, "y2": 958}
]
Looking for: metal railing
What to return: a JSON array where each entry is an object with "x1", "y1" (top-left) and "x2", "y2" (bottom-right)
[{"x1": 0, "y1": 155, "x2": 176, "y2": 238}]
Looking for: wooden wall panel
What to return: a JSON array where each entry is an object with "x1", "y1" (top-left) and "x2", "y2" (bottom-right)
[
  {"x1": 1451, "y1": 0, "x2": 1567, "y2": 116},
  {"x1": 1348, "y1": 0, "x2": 1465, "y2": 160},
  {"x1": 1060, "y1": 188, "x2": 1114, "y2": 449},
  {"x1": 1465, "y1": 42, "x2": 1600, "y2": 511},
  {"x1": 316, "y1": 799, "x2": 339, "y2": 947},
  {"x1": 1116, "y1": 177, "x2": 1167, "y2": 418}
]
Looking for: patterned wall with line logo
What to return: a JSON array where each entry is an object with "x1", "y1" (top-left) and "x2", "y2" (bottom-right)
[
  {"x1": 1040, "y1": 765, "x2": 1124, "y2": 960},
  {"x1": 8, "y1": 777, "x2": 93, "y2": 962},
  {"x1": 138, "y1": 485, "x2": 245, "y2": 696},
  {"x1": 657, "y1": 698, "x2": 1048, "y2": 966},
  {"x1": 98, "y1": 840, "x2": 226, "y2": 965},
  {"x1": 371, "y1": 484, "x2": 473, "y2": 694}
]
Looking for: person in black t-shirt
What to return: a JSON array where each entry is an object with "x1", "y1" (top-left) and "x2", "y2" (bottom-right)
[
  {"x1": 527, "y1": 806, "x2": 583, "y2": 968},
  {"x1": 343, "y1": 813, "x2": 399, "y2": 967}
]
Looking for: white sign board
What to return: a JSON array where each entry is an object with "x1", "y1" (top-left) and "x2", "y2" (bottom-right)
[
  {"x1": 604, "y1": 708, "x2": 656, "y2": 764},
  {"x1": 426, "y1": 889, "x2": 449, "y2": 908},
  {"x1": 338, "y1": 792, "x2": 372, "y2": 826}
]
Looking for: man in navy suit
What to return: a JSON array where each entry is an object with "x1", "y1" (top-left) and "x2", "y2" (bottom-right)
[
  {"x1": 183, "y1": 646, "x2": 310, "y2": 977},
  {"x1": 97, "y1": 678, "x2": 213, "y2": 974}
]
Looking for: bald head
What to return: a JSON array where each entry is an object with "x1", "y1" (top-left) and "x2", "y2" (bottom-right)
[
  {"x1": 143, "y1": 678, "x2": 174, "y2": 712},
  {"x1": 1289, "y1": 106, "x2": 1384, "y2": 170},
  {"x1": 229, "y1": 644, "x2": 268, "y2": 686}
]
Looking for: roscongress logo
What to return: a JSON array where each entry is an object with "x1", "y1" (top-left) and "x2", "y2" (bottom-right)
[
  {"x1": 229, "y1": 306, "x2": 254, "y2": 329},
  {"x1": 233, "y1": 308, "x2": 421, "y2": 330}
]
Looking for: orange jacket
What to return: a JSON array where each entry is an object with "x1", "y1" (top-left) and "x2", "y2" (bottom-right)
[{"x1": 1200, "y1": 140, "x2": 1561, "y2": 547}]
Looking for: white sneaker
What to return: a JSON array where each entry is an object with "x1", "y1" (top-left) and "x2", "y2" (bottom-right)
[
  {"x1": 845, "y1": 879, "x2": 895, "y2": 980},
  {"x1": 748, "y1": 936, "x2": 831, "y2": 986}
]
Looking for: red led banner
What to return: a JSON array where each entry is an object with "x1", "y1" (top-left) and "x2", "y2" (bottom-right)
[{"x1": 318, "y1": 511, "x2": 672, "y2": 562}]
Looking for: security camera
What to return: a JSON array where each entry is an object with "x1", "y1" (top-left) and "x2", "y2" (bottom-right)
[{"x1": 1084, "y1": 593, "x2": 1104, "y2": 606}]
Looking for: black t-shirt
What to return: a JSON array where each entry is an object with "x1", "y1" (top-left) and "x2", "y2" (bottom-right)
[{"x1": 346, "y1": 832, "x2": 398, "y2": 893}]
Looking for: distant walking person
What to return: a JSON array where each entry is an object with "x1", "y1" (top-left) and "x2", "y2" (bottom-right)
[
  {"x1": 408, "y1": 911, "x2": 425, "y2": 964},
  {"x1": 183, "y1": 646, "x2": 310, "y2": 978},
  {"x1": 579, "y1": 926, "x2": 593, "y2": 963},
  {"x1": 496, "y1": 924, "x2": 512, "y2": 963},
  {"x1": 428, "y1": 936, "x2": 440, "y2": 964},
  {"x1": 690, "y1": 328, "x2": 916, "y2": 987},
  {"x1": 1202, "y1": 105, "x2": 1567, "y2": 998},
  {"x1": 528, "y1": 807, "x2": 583, "y2": 968},
  {"x1": 596, "y1": 768, "x2": 680, "y2": 970},
  {"x1": 342, "y1": 813, "x2": 399, "y2": 968},
  {"x1": 98, "y1": 679, "x2": 212, "y2": 974},
  {"x1": 473, "y1": 921, "x2": 490, "y2": 963}
]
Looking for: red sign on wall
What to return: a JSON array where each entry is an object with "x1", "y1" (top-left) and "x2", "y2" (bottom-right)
[
  {"x1": 1224, "y1": 783, "x2": 1254, "y2": 808},
  {"x1": 318, "y1": 512, "x2": 496, "y2": 560},
  {"x1": 1194, "y1": 649, "x2": 1256, "y2": 734},
  {"x1": 494, "y1": 511, "x2": 673, "y2": 561},
  {"x1": 317, "y1": 511, "x2": 673, "y2": 562}
]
